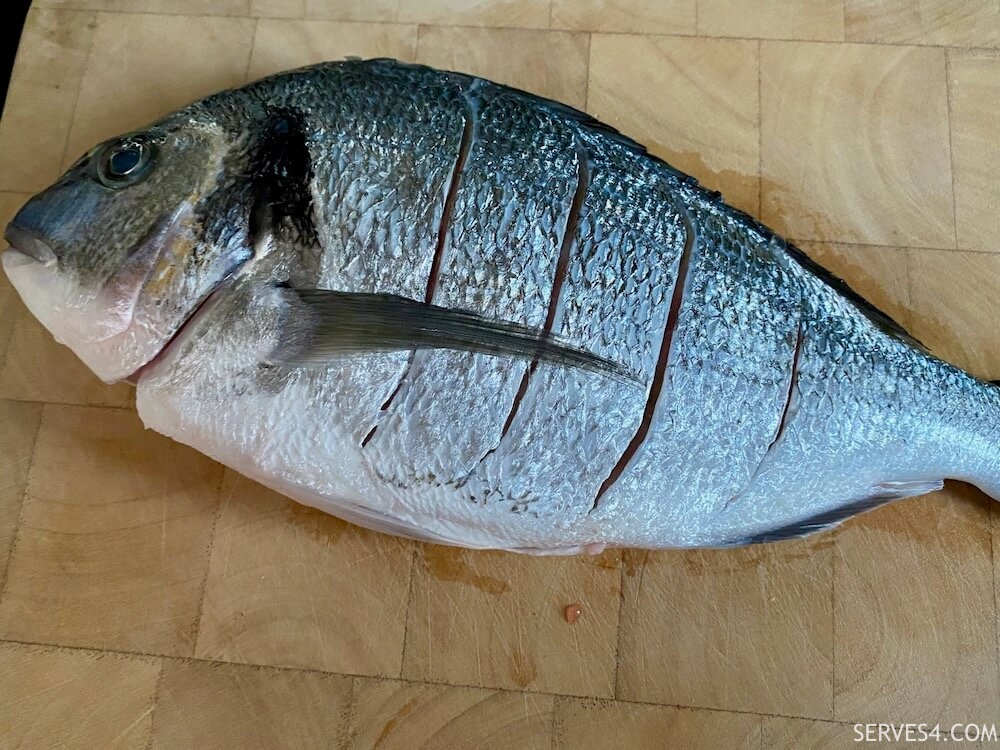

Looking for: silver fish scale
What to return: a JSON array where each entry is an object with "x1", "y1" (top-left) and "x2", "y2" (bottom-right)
[
  {"x1": 364, "y1": 83, "x2": 579, "y2": 489},
  {"x1": 592, "y1": 194, "x2": 803, "y2": 546},
  {"x1": 460, "y1": 142, "x2": 688, "y2": 519},
  {"x1": 432, "y1": 85, "x2": 577, "y2": 322},
  {"x1": 291, "y1": 67, "x2": 466, "y2": 444},
  {"x1": 303, "y1": 63, "x2": 466, "y2": 297},
  {"x1": 724, "y1": 267, "x2": 998, "y2": 541},
  {"x1": 561, "y1": 143, "x2": 684, "y2": 374},
  {"x1": 280, "y1": 61, "x2": 468, "y2": 153}
]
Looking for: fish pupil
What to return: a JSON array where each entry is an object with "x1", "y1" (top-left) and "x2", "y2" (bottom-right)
[{"x1": 109, "y1": 146, "x2": 142, "y2": 176}]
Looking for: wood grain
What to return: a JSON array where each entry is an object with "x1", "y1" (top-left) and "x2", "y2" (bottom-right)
[
  {"x1": 908, "y1": 249, "x2": 1000, "y2": 380},
  {"x1": 833, "y1": 489, "x2": 999, "y2": 724},
  {"x1": 589, "y1": 34, "x2": 760, "y2": 217},
  {"x1": 761, "y1": 41, "x2": 955, "y2": 247},
  {"x1": 37, "y1": 0, "x2": 252, "y2": 15},
  {"x1": 616, "y1": 539, "x2": 834, "y2": 717},
  {"x1": 416, "y1": 26, "x2": 590, "y2": 109},
  {"x1": 150, "y1": 658, "x2": 352, "y2": 748},
  {"x1": 347, "y1": 677, "x2": 555, "y2": 749},
  {"x1": 0, "y1": 194, "x2": 32, "y2": 366},
  {"x1": 0, "y1": 406, "x2": 222, "y2": 655},
  {"x1": 403, "y1": 545, "x2": 622, "y2": 697},
  {"x1": 196, "y1": 472, "x2": 414, "y2": 676},
  {"x1": 0, "y1": 643, "x2": 160, "y2": 750},
  {"x1": 761, "y1": 716, "x2": 856, "y2": 749},
  {"x1": 396, "y1": 0, "x2": 551, "y2": 28},
  {"x1": 553, "y1": 698, "x2": 761, "y2": 749},
  {"x1": 0, "y1": 9, "x2": 94, "y2": 193},
  {"x1": 698, "y1": 0, "x2": 846, "y2": 41},
  {"x1": 0, "y1": 400, "x2": 43, "y2": 588},
  {"x1": 845, "y1": 0, "x2": 1000, "y2": 47},
  {"x1": 948, "y1": 49, "x2": 1000, "y2": 255},
  {"x1": 248, "y1": 19, "x2": 418, "y2": 80},
  {"x1": 550, "y1": 0, "x2": 696, "y2": 35}
]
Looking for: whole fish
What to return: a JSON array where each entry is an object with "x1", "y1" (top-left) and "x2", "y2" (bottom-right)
[{"x1": 3, "y1": 59, "x2": 998, "y2": 553}]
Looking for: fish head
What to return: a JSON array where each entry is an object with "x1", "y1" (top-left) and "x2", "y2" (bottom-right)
[{"x1": 2, "y1": 105, "x2": 253, "y2": 383}]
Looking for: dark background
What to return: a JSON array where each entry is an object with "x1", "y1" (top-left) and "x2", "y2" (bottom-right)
[{"x1": 1, "y1": 0, "x2": 32, "y2": 117}]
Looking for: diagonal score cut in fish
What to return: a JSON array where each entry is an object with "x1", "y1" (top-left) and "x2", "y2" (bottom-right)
[{"x1": 2, "y1": 59, "x2": 998, "y2": 554}]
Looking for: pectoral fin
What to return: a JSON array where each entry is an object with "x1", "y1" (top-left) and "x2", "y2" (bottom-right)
[{"x1": 269, "y1": 287, "x2": 633, "y2": 380}]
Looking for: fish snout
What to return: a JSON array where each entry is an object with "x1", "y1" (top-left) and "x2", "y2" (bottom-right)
[{"x1": 3, "y1": 223, "x2": 57, "y2": 265}]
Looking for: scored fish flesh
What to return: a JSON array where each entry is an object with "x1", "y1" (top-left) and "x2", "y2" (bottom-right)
[{"x1": 3, "y1": 59, "x2": 998, "y2": 553}]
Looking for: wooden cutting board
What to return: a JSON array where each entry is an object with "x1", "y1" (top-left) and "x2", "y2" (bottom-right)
[{"x1": 0, "y1": 2, "x2": 997, "y2": 747}]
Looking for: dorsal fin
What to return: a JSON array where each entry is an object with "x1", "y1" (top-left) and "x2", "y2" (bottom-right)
[{"x1": 779, "y1": 241, "x2": 926, "y2": 350}]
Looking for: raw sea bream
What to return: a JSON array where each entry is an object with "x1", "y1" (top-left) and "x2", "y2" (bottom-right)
[{"x1": 3, "y1": 59, "x2": 998, "y2": 553}]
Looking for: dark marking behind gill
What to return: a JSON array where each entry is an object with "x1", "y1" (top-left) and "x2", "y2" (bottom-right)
[
  {"x1": 591, "y1": 206, "x2": 698, "y2": 511},
  {"x1": 249, "y1": 109, "x2": 318, "y2": 252},
  {"x1": 191, "y1": 107, "x2": 319, "y2": 277}
]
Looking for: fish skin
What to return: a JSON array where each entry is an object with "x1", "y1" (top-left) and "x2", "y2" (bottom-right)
[{"x1": 3, "y1": 58, "x2": 999, "y2": 552}]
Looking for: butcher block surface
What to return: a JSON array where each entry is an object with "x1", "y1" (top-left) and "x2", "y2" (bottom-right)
[{"x1": 0, "y1": 1, "x2": 998, "y2": 747}]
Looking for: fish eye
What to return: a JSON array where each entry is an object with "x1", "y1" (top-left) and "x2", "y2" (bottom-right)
[{"x1": 97, "y1": 138, "x2": 155, "y2": 188}]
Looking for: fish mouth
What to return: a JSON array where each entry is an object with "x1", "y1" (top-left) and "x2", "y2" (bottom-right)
[
  {"x1": 4, "y1": 198, "x2": 249, "y2": 384},
  {"x1": 2, "y1": 205, "x2": 187, "y2": 355},
  {"x1": 3, "y1": 225, "x2": 57, "y2": 266}
]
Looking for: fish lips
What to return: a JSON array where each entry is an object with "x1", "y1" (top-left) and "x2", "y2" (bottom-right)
[
  {"x1": 1, "y1": 202, "x2": 199, "y2": 383},
  {"x1": 3, "y1": 224, "x2": 58, "y2": 266},
  {"x1": 1, "y1": 243, "x2": 143, "y2": 383}
]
